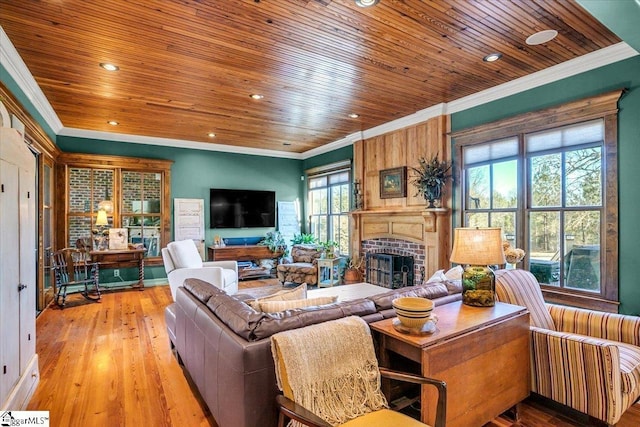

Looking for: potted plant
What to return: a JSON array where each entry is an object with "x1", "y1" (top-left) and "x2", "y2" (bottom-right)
[
  {"x1": 410, "y1": 154, "x2": 453, "y2": 208},
  {"x1": 291, "y1": 233, "x2": 317, "y2": 245},
  {"x1": 319, "y1": 240, "x2": 338, "y2": 258},
  {"x1": 258, "y1": 231, "x2": 287, "y2": 255}
]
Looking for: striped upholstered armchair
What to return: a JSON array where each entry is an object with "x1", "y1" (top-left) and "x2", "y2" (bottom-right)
[{"x1": 495, "y1": 269, "x2": 640, "y2": 426}]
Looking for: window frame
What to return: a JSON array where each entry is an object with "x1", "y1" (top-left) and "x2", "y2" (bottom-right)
[
  {"x1": 57, "y1": 153, "x2": 172, "y2": 266},
  {"x1": 306, "y1": 160, "x2": 352, "y2": 255},
  {"x1": 452, "y1": 90, "x2": 622, "y2": 312}
]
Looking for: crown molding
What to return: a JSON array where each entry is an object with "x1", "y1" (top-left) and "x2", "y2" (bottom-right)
[
  {"x1": 445, "y1": 42, "x2": 638, "y2": 114},
  {"x1": 0, "y1": 26, "x2": 63, "y2": 132},
  {"x1": 2, "y1": 22, "x2": 637, "y2": 161},
  {"x1": 58, "y1": 127, "x2": 304, "y2": 160}
]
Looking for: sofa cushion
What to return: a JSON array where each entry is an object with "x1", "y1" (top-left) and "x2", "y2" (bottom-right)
[
  {"x1": 258, "y1": 296, "x2": 338, "y2": 313},
  {"x1": 167, "y1": 240, "x2": 203, "y2": 269},
  {"x1": 253, "y1": 299, "x2": 377, "y2": 340}
]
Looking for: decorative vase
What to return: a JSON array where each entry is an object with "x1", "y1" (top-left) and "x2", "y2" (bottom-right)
[
  {"x1": 425, "y1": 185, "x2": 442, "y2": 208},
  {"x1": 461, "y1": 265, "x2": 496, "y2": 307}
]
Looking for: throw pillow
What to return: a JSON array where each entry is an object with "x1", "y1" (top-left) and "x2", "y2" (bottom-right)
[
  {"x1": 425, "y1": 269, "x2": 446, "y2": 283},
  {"x1": 445, "y1": 265, "x2": 463, "y2": 280},
  {"x1": 258, "y1": 295, "x2": 338, "y2": 313},
  {"x1": 249, "y1": 283, "x2": 307, "y2": 310}
]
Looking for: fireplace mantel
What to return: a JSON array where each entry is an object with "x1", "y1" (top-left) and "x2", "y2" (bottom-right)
[{"x1": 350, "y1": 208, "x2": 451, "y2": 274}]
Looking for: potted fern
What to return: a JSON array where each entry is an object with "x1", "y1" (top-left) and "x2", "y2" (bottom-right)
[{"x1": 410, "y1": 154, "x2": 452, "y2": 208}]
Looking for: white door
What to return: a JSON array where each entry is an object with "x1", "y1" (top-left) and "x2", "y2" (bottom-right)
[
  {"x1": 19, "y1": 163, "x2": 36, "y2": 371},
  {"x1": 0, "y1": 159, "x2": 20, "y2": 400}
]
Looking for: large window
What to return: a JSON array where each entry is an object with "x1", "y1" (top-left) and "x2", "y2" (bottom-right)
[
  {"x1": 453, "y1": 91, "x2": 621, "y2": 311},
  {"x1": 307, "y1": 162, "x2": 351, "y2": 256},
  {"x1": 59, "y1": 153, "x2": 172, "y2": 264}
]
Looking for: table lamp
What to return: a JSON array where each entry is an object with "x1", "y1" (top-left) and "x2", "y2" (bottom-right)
[
  {"x1": 449, "y1": 227, "x2": 505, "y2": 307},
  {"x1": 95, "y1": 209, "x2": 109, "y2": 250}
]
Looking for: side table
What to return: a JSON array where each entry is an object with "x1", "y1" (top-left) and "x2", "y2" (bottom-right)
[
  {"x1": 90, "y1": 249, "x2": 146, "y2": 289},
  {"x1": 317, "y1": 257, "x2": 342, "y2": 287},
  {"x1": 370, "y1": 301, "x2": 530, "y2": 427}
]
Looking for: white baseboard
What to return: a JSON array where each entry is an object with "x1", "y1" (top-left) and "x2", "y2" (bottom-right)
[{"x1": 1, "y1": 354, "x2": 40, "y2": 411}]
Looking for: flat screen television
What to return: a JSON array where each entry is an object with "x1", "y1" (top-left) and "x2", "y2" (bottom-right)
[{"x1": 210, "y1": 188, "x2": 276, "y2": 228}]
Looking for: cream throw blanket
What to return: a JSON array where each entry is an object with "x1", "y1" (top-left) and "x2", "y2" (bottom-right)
[{"x1": 271, "y1": 316, "x2": 388, "y2": 426}]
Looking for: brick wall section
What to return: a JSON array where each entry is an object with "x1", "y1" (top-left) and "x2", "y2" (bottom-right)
[{"x1": 361, "y1": 238, "x2": 426, "y2": 285}]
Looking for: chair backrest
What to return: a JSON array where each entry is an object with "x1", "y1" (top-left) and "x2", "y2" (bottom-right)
[
  {"x1": 271, "y1": 316, "x2": 388, "y2": 425},
  {"x1": 51, "y1": 248, "x2": 90, "y2": 284},
  {"x1": 495, "y1": 269, "x2": 556, "y2": 330},
  {"x1": 166, "y1": 239, "x2": 203, "y2": 269},
  {"x1": 290, "y1": 244, "x2": 323, "y2": 263}
]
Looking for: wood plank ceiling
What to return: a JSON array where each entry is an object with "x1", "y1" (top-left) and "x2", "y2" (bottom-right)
[{"x1": 0, "y1": 0, "x2": 620, "y2": 154}]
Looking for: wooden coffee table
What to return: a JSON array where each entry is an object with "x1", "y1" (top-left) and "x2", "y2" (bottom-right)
[{"x1": 370, "y1": 301, "x2": 530, "y2": 427}]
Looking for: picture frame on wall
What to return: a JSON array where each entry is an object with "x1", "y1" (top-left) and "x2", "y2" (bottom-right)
[
  {"x1": 108, "y1": 228, "x2": 129, "y2": 250},
  {"x1": 379, "y1": 167, "x2": 407, "y2": 199}
]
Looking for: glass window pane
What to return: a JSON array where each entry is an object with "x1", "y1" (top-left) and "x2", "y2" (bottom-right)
[
  {"x1": 467, "y1": 165, "x2": 489, "y2": 209},
  {"x1": 339, "y1": 184, "x2": 350, "y2": 213},
  {"x1": 328, "y1": 171, "x2": 349, "y2": 184},
  {"x1": 93, "y1": 169, "x2": 114, "y2": 212},
  {"x1": 529, "y1": 211, "x2": 560, "y2": 286},
  {"x1": 566, "y1": 147, "x2": 602, "y2": 207},
  {"x1": 492, "y1": 160, "x2": 517, "y2": 209},
  {"x1": 331, "y1": 186, "x2": 341, "y2": 214},
  {"x1": 466, "y1": 212, "x2": 488, "y2": 228},
  {"x1": 69, "y1": 168, "x2": 91, "y2": 213},
  {"x1": 564, "y1": 210, "x2": 600, "y2": 292},
  {"x1": 143, "y1": 173, "x2": 162, "y2": 213},
  {"x1": 309, "y1": 176, "x2": 326, "y2": 189},
  {"x1": 123, "y1": 171, "x2": 142, "y2": 214},
  {"x1": 530, "y1": 153, "x2": 561, "y2": 207},
  {"x1": 490, "y1": 211, "x2": 516, "y2": 238},
  {"x1": 69, "y1": 216, "x2": 93, "y2": 248},
  {"x1": 463, "y1": 137, "x2": 518, "y2": 165},
  {"x1": 527, "y1": 119, "x2": 604, "y2": 153}
]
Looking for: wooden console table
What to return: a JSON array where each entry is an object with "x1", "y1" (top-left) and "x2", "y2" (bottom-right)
[
  {"x1": 90, "y1": 249, "x2": 146, "y2": 289},
  {"x1": 370, "y1": 301, "x2": 530, "y2": 427},
  {"x1": 207, "y1": 245, "x2": 284, "y2": 280}
]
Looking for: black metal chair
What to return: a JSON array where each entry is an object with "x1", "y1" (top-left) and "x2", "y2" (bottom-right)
[{"x1": 51, "y1": 248, "x2": 101, "y2": 307}]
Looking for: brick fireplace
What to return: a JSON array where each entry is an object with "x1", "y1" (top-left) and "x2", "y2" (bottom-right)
[
  {"x1": 350, "y1": 208, "x2": 451, "y2": 282},
  {"x1": 362, "y1": 238, "x2": 424, "y2": 286}
]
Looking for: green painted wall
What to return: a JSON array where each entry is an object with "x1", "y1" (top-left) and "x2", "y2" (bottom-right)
[{"x1": 451, "y1": 55, "x2": 640, "y2": 315}]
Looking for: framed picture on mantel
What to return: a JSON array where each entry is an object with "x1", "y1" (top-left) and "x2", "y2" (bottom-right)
[{"x1": 379, "y1": 167, "x2": 407, "y2": 199}]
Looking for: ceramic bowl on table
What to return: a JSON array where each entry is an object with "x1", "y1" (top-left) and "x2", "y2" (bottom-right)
[{"x1": 392, "y1": 297, "x2": 435, "y2": 330}]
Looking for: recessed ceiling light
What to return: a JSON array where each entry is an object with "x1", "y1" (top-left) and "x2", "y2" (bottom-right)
[
  {"x1": 483, "y1": 53, "x2": 502, "y2": 62},
  {"x1": 355, "y1": 0, "x2": 380, "y2": 7},
  {"x1": 526, "y1": 30, "x2": 558, "y2": 45},
  {"x1": 107, "y1": 120, "x2": 119, "y2": 126},
  {"x1": 283, "y1": 142, "x2": 292, "y2": 146},
  {"x1": 100, "y1": 63, "x2": 119, "y2": 71},
  {"x1": 208, "y1": 132, "x2": 216, "y2": 138},
  {"x1": 250, "y1": 94, "x2": 264, "y2": 100},
  {"x1": 348, "y1": 113, "x2": 360, "y2": 119}
]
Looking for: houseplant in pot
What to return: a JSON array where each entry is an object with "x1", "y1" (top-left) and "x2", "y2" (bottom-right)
[{"x1": 410, "y1": 154, "x2": 453, "y2": 208}]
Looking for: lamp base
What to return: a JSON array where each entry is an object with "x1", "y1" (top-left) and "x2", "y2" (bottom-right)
[{"x1": 461, "y1": 265, "x2": 495, "y2": 307}]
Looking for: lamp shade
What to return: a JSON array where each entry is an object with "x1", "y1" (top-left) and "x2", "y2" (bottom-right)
[
  {"x1": 95, "y1": 209, "x2": 109, "y2": 226},
  {"x1": 450, "y1": 227, "x2": 505, "y2": 266}
]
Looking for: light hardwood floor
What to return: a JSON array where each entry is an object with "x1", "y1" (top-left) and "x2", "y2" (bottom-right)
[{"x1": 28, "y1": 284, "x2": 640, "y2": 426}]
